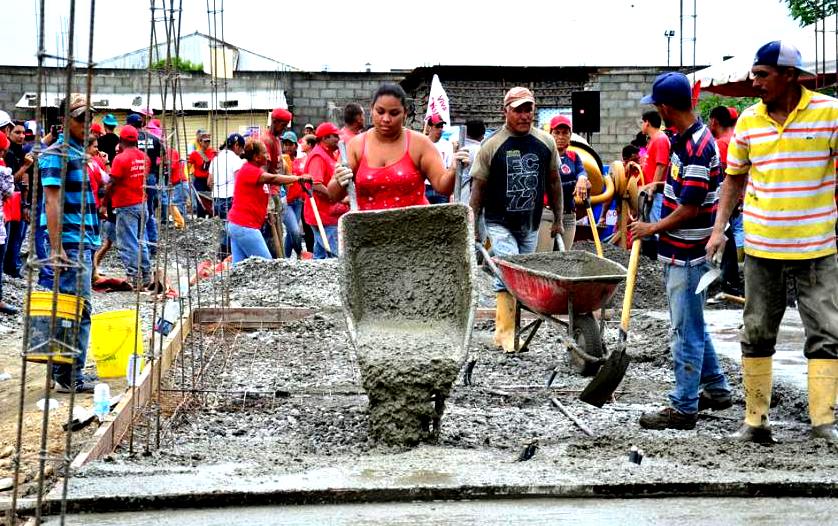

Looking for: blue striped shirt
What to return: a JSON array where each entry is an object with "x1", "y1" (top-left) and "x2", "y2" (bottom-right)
[{"x1": 38, "y1": 137, "x2": 100, "y2": 249}]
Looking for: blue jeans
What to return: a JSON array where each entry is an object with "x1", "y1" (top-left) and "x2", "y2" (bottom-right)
[
  {"x1": 51, "y1": 247, "x2": 92, "y2": 386},
  {"x1": 229, "y1": 222, "x2": 271, "y2": 265},
  {"x1": 425, "y1": 185, "x2": 449, "y2": 205},
  {"x1": 160, "y1": 182, "x2": 188, "y2": 218},
  {"x1": 115, "y1": 203, "x2": 151, "y2": 283},
  {"x1": 214, "y1": 197, "x2": 232, "y2": 258},
  {"x1": 36, "y1": 199, "x2": 53, "y2": 288},
  {"x1": 485, "y1": 222, "x2": 539, "y2": 292},
  {"x1": 730, "y1": 213, "x2": 744, "y2": 249},
  {"x1": 663, "y1": 261, "x2": 730, "y2": 414},
  {"x1": 283, "y1": 199, "x2": 303, "y2": 258},
  {"x1": 650, "y1": 192, "x2": 663, "y2": 223},
  {"x1": 145, "y1": 176, "x2": 159, "y2": 258},
  {"x1": 3, "y1": 220, "x2": 26, "y2": 277},
  {"x1": 313, "y1": 224, "x2": 338, "y2": 259}
]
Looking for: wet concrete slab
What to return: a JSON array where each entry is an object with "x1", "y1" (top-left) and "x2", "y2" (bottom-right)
[
  {"x1": 46, "y1": 496, "x2": 838, "y2": 525},
  {"x1": 643, "y1": 308, "x2": 808, "y2": 390}
]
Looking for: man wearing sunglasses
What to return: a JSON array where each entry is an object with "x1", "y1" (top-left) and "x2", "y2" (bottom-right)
[{"x1": 39, "y1": 97, "x2": 101, "y2": 393}]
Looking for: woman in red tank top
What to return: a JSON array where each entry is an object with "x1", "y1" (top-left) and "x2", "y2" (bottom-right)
[{"x1": 326, "y1": 83, "x2": 464, "y2": 211}]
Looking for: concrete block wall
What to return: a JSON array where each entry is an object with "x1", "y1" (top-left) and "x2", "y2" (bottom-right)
[{"x1": 584, "y1": 68, "x2": 667, "y2": 164}]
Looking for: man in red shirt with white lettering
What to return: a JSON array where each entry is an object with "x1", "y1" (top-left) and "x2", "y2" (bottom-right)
[{"x1": 108, "y1": 125, "x2": 152, "y2": 288}]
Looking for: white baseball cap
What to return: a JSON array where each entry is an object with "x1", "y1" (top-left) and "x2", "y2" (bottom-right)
[{"x1": 0, "y1": 110, "x2": 12, "y2": 128}]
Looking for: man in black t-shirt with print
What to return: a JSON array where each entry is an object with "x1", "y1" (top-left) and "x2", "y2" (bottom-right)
[{"x1": 470, "y1": 86, "x2": 563, "y2": 353}]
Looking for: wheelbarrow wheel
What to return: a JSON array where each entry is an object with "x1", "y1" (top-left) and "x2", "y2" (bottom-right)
[{"x1": 569, "y1": 314, "x2": 603, "y2": 377}]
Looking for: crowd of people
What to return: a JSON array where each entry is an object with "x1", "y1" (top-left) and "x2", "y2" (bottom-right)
[{"x1": 0, "y1": 40, "x2": 835, "y2": 444}]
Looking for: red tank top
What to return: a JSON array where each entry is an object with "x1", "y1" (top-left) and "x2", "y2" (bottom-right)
[{"x1": 355, "y1": 131, "x2": 429, "y2": 210}]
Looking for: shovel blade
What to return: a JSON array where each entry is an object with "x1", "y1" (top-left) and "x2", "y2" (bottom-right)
[
  {"x1": 695, "y1": 268, "x2": 721, "y2": 295},
  {"x1": 578, "y1": 343, "x2": 630, "y2": 408}
]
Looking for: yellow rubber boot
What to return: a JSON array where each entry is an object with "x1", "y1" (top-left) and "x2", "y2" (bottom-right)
[
  {"x1": 733, "y1": 356, "x2": 775, "y2": 443},
  {"x1": 493, "y1": 292, "x2": 517, "y2": 353},
  {"x1": 808, "y1": 359, "x2": 838, "y2": 442}
]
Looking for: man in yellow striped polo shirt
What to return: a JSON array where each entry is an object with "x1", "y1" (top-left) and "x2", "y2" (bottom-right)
[{"x1": 707, "y1": 41, "x2": 838, "y2": 444}]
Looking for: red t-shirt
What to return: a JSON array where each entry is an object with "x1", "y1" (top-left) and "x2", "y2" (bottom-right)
[
  {"x1": 110, "y1": 147, "x2": 149, "y2": 208},
  {"x1": 169, "y1": 148, "x2": 184, "y2": 184},
  {"x1": 86, "y1": 160, "x2": 107, "y2": 208},
  {"x1": 228, "y1": 161, "x2": 269, "y2": 229},
  {"x1": 642, "y1": 132, "x2": 671, "y2": 185},
  {"x1": 715, "y1": 129, "x2": 733, "y2": 173},
  {"x1": 303, "y1": 144, "x2": 347, "y2": 226},
  {"x1": 189, "y1": 148, "x2": 216, "y2": 179}
]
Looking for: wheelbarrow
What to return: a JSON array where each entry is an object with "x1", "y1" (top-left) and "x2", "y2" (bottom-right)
[
  {"x1": 338, "y1": 202, "x2": 477, "y2": 445},
  {"x1": 476, "y1": 244, "x2": 631, "y2": 407}
]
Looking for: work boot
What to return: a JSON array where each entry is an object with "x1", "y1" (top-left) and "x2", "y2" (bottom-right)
[
  {"x1": 639, "y1": 407, "x2": 697, "y2": 430},
  {"x1": 732, "y1": 356, "x2": 774, "y2": 443},
  {"x1": 698, "y1": 390, "x2": 733, "y2": 411},
  {"x1": 55, "y1": 380, "x2": 96, "y2": 394},
  {"x1": 807, "y1": 359, "x2": 838, "y2": 444},
  {"x1": 493, "y1": 291, "x2": 517, "y2": 353}
]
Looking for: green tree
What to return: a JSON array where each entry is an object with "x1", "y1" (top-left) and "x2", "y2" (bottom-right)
[
  {"x1": 783, "y1": 0, "x2": 837, "y2": 26},
  {"x1": 151, "y1": 57, "x2": 204, "y2": 73}
]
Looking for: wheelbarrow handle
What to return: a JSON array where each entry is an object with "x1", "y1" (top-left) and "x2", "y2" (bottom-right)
[{"x1": 475, "y1": 242, "x2": 507, "y2": 290}]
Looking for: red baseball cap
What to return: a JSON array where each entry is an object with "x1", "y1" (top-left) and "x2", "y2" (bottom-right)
[
  {"x1": 271, "y1": 108, "x2": 292, "y2": 122},
  {"x1": 727, "y1": 107, "x2": 739, "y2": 121},
  {"x1": 315, "y1": 122, "x2": 340, "y2": 139},
  {"x1": 120, "y1": 125, "x2": 139, "y2": 142},
  {"x1": 0, "y1": 131, "x2": 9, "y2": 150},
  {"x1": 427, "y1": 114, "x2": 446, "y2": 126},
  {"x1": 90, "y1": 122, "x2": 103, "y2": 134},
  {"x1": 550, "y1": 115, "x2": 572, "y2": 131}
]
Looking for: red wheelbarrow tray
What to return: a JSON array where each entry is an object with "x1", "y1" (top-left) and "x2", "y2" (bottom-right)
[{"x1": 493, "y1": 251, "x2": 627, "y2": 317}]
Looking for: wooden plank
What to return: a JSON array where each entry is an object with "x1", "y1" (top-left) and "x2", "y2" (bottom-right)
[
  {"x1": 70, "y1": 310, "x2": 193, "y2": 469},
  {"x1": 192, "y1": 307, "x2": 315, "y2": 328}
]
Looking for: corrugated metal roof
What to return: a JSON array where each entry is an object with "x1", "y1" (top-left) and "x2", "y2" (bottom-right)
[
  {"x1": 15, "y1": 89, "x2": 287, "y2": 111},
  {"x1": 96, "y1": 31, "x2": 297, "y2": 72}
]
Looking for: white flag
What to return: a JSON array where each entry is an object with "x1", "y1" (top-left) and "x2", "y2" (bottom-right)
[{"x1": 425, "y1": 74, "x2": 450, "y2": 125}]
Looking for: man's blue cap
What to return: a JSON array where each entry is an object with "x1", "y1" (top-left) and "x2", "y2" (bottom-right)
[
  {"x1": 102, "y1": 113, "x2": 118, "y2": 127},
  {"x1": 226, "y1": 132, "x2": 245, "y2": 148},
  {"x1": 640, "y1": 72, "x2": 692, "y2": 106},
  {"x1": 753, "y1": 40, "x2": 813, "y2": 75},
  {"x1": 126, "y1": 113, "x2": 142, "y2": 127},
  {"x1": 281, "y1": 131, "x2": 298, "y2": 143}
]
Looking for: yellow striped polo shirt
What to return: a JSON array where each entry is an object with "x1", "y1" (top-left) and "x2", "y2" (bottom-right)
[{"x1": 726, "y1": 87, "x2": 838, "y2": 260}]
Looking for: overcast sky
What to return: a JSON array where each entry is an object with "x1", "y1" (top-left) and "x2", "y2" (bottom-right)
[{"x1": 0, "y1": 0, "x2": 820, "y2": 72}]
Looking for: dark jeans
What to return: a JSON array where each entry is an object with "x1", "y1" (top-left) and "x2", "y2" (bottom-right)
[
  {"x1": 742, "y1": 255, "x2": 838, "y2": 360},
  {"x1": 213, "y1": 197, "x2": 232, "y2": 259},
  {"x1": 145, "y1": 176, "x2": 159, "y2": 258},
  {"x1": 3, "y1": 220, "x2": 26, "y2": 277},
  {"x1": 51, "y1": 247, "x2": 92, "y2": 386},
  {"x1": 425, "y1": 185, "x2": 449, "y2": 205},
  {"x1": 35, "y1": 199, "x2": 53, "y2": 288},
  {"x1": 193, "y1": 177, "x2": 211, "y2": 218},
  {"x1": 283, "y1": 199, "x2": 303, "y2": 258},
  {"x1": 720, "y1": 213, "x2": 742, "y2": 295}
]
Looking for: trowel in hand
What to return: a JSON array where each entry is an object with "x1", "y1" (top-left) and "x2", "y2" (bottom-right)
[{"x1": 695, "y1": 249, "x2": 724, "y2": 295}]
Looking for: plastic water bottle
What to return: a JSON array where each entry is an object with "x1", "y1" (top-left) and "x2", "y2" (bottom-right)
[
  {"x1": 93, "y1": 383, "x2": 111, "y2": 421},
  {"x1": 126, "y1": 354, "x2": 142, "y2": 386}
]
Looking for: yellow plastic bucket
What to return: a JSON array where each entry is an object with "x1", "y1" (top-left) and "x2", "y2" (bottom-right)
[
  {"x1": 26, "y1": 291, "x2": 84, "y2": 365},
  {"x1": 90, "y1": 309, "x2": 144, "y2": 378}
]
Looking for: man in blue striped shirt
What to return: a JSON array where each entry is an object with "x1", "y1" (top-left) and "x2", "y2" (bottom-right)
[
  {"x1": 631, "y1": 73, "x2": 731, "y2": 430},
  {"x1": 39, "y1": 96, "x2": 100, "y2": 393}
]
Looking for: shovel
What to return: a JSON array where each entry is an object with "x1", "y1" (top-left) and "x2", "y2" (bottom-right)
[
  {"x1": 582, "y1": 197, "x2": 603, "y2": 258},
  {"x1": 300, "y1": 180, "x2": 335, "y2": 258},
  {"x1": 576, "y1": 192, "x2": 647, "y2": 408},
  {"x1": 337, "y1": 141, "x2": 358, "y2": 212}
]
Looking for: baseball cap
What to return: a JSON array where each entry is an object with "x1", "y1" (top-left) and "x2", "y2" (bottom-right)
[
  {"x1": 23, "y1": 120, "x2": 37, "y2": 137},
  {"x1": 120, "y1": 125, "x2": 139, "y2": 142},
  {"x1": 146, "y1": 119, "x2": 162, "y2": 138},
  {"x1": 271, "y1": 108, "x2": 293, "y2": 122},
  {"x1": 640, "y1": 72, "x2": 692, "y2": 106},
  {"x1": 226, "y1": 132, "x2": 245, "y2": 148},
  {"x1": 304, "y1": 123, "x2": 315, "y2": 130},
  {"x1": 504, "y1": 87, "x2": 535, "y2": 108},
  {"x1": 550, "y1": 115, "x2": 572, "y2": 131},
  {"x1": 102, "y1": 113, "x2": 118, "y2": 127},
  {"x1": 0, "y1": 111, "x2": 11, "y2": 129},
  {"x1": 126, "y1": 113, "x2": 143, "y2": 127},
  {"x1": 427, "y1": 114, "x2": 446, "y2": 126},
  {"x1": 315, "y1": 122, "x2": 340, "y2": 139},
  {"x1": 727, "y1": 107, "x2": 739, "y2": 121},
  {"x1": 281, "y1": 131, "x2": 298, "y2": 143},
  {"x1": 90, "y1": 122, "x2": 103, "y2": 134},
  {"x1": 138, "y1": 106, "x2": 154, "y2": 117},
  {"x1": 753, "y1": 40, "x2": 813, "y2": 76}
]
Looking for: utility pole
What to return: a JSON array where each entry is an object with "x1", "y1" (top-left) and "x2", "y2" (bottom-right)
[
  {"x1": 665, "y1": 30, "x2": 676, "y2": 67},
  {"x1": 679, "y1": 0, "x2": 684, "y2": 66}
]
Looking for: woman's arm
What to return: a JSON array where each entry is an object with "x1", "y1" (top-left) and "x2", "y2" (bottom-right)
[
  {"x1": 258, "y1": 172, "x2": 307, "y2": 186},
  {"x1": 416, "y1": 131, "x2": 467, "y2": 196}
]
